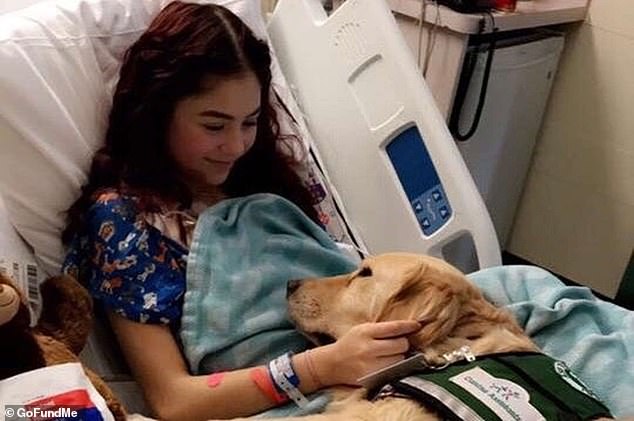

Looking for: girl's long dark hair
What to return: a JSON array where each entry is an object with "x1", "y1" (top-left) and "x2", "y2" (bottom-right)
[{"x1": 63, "y1": 2, "x2": 317, "y2": 244}]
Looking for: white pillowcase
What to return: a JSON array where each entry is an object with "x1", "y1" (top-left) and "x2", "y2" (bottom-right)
[{"x1": 0, "y1": 0, "x2": 274, "y2": 275}]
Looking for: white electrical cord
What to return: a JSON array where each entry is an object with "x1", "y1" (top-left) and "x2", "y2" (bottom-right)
[
  {"x1": 416, "y1": 0, "x2": 427, "y2": 65},
  {"x1": 423, "y1": 1, "x2": 441, "y2": 77},
  {"x1": 416, "y1": 0, "x2": 441, "y2": 78}
]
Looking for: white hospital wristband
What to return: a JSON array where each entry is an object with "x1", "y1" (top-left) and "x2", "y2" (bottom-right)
[{"x1": 269, "y1": 354, "x2": 310, "y2": 408}]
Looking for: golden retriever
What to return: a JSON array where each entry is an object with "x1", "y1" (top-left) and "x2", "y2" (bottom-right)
[{"x1": 231, "y1": 252, "x2": 614, "y2": 420}]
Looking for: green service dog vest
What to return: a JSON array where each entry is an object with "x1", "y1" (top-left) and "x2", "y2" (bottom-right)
[{"x1": 384, "y1": 352, "x2": 612, "y2": 421}]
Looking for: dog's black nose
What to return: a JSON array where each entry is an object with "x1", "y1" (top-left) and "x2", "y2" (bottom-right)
[{"x1": 287, "y1": 279, "x2": 302, "y2": 297}]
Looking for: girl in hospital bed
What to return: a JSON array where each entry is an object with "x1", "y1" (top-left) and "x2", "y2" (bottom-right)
[{"x1": 61, "y1": 2, "x2": 419, "y2": 420}]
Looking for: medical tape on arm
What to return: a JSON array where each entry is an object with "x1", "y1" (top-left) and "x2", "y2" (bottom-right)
[{"x1": 249, "y1": 367, "x2": 288, "y2": 404}]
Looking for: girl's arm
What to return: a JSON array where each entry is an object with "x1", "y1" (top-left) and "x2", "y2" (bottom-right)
[
  {"x1": 110, "y1": 312, "x2": 420, "y2": 420},
  {"x1": 110, "y1": 312, "x2": 314, "y2": 420}
]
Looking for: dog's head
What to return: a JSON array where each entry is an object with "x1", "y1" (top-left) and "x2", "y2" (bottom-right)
[{"x1": 288, "y1": 252, "x2": 536, "y2": 356}]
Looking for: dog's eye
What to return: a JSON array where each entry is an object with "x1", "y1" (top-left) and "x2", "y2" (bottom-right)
[{"x1": 358, "y1": 266, "x2": 373, "y2": 277}]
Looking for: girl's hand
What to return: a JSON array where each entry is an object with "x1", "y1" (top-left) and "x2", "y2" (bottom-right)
[{"x1": 311, "y1": 320, "x2": 421, "y2": 386}]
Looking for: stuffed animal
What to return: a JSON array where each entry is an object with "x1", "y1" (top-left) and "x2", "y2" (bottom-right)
[{"x1": 0, "y1": 272, "x2": 127, "y2": 420}]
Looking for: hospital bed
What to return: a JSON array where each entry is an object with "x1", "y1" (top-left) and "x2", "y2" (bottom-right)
[{"x1": 0, "y1": 0, "x2": 631, "y2": 418}]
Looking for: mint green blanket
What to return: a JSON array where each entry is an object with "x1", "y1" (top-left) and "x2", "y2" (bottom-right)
[
  {"x1": 469, "y1": 266, "x2": 633, "y2": 417},
  {"x1": 180, "y1": 193, "x2": 357, "y2": 375},
  {"x1": 180, "y1": 193, "x2": 633, "y2": 417}
]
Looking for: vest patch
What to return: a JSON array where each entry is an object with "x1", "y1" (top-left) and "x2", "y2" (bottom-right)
[
  {"x1": 386, "y1": 352, "x2": 613, "y2": 421},
  {"x1": 450, "y1": 366, "x2": 545, "y2": 421}
]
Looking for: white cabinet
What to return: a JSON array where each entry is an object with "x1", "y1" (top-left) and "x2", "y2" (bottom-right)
[
  {"x1": 387, "y1": 0, "x2": 588, "y2": 119},
  {"x1": 455, "y1": 34, "x2": 564, "y2": 248}
]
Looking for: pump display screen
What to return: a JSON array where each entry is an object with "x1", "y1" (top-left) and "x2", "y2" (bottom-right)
[{"x1": 386, "y1": 126, "x2": 452, "y2": 236}]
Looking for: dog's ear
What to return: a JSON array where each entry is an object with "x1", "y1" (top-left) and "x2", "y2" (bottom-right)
[{"x1": 379, "y1": 263, "x2": 463, "y2": 349}]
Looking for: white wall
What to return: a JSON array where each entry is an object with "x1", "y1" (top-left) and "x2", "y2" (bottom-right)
[{"x1": 509, "y1": 0, "x2": 634, "y2": 297}]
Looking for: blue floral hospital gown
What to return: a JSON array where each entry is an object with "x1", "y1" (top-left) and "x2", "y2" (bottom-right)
[{"x1": 62, "y1": 192, "x2": 188, "y2": 325}]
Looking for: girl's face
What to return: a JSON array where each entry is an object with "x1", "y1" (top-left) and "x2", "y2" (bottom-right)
[{"x1": 168, "y1": 72, "x2": 261, "y2": 189}]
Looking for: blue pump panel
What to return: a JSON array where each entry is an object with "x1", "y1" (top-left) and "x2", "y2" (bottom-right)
[{"x1": 386, "y1": 126, "x2": 452, "y2": 236}]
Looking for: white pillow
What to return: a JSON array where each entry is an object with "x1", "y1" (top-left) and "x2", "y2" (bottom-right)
[{"x1": 0, "y1": 0, "x2": 272, "y2": 276}]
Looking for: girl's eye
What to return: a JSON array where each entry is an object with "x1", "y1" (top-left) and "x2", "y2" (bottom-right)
[{"x1": 203, "y1": 124, "x2": 224, "y2": 132}]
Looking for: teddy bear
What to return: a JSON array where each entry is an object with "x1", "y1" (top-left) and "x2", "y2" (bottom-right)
[{"x1": 0, "y1": 271, "x2": 127, "y2": 420}]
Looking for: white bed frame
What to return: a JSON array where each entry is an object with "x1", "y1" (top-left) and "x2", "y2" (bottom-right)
[{"x1": 268, "y1": 0, "x2": 501, "y2": 270}]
